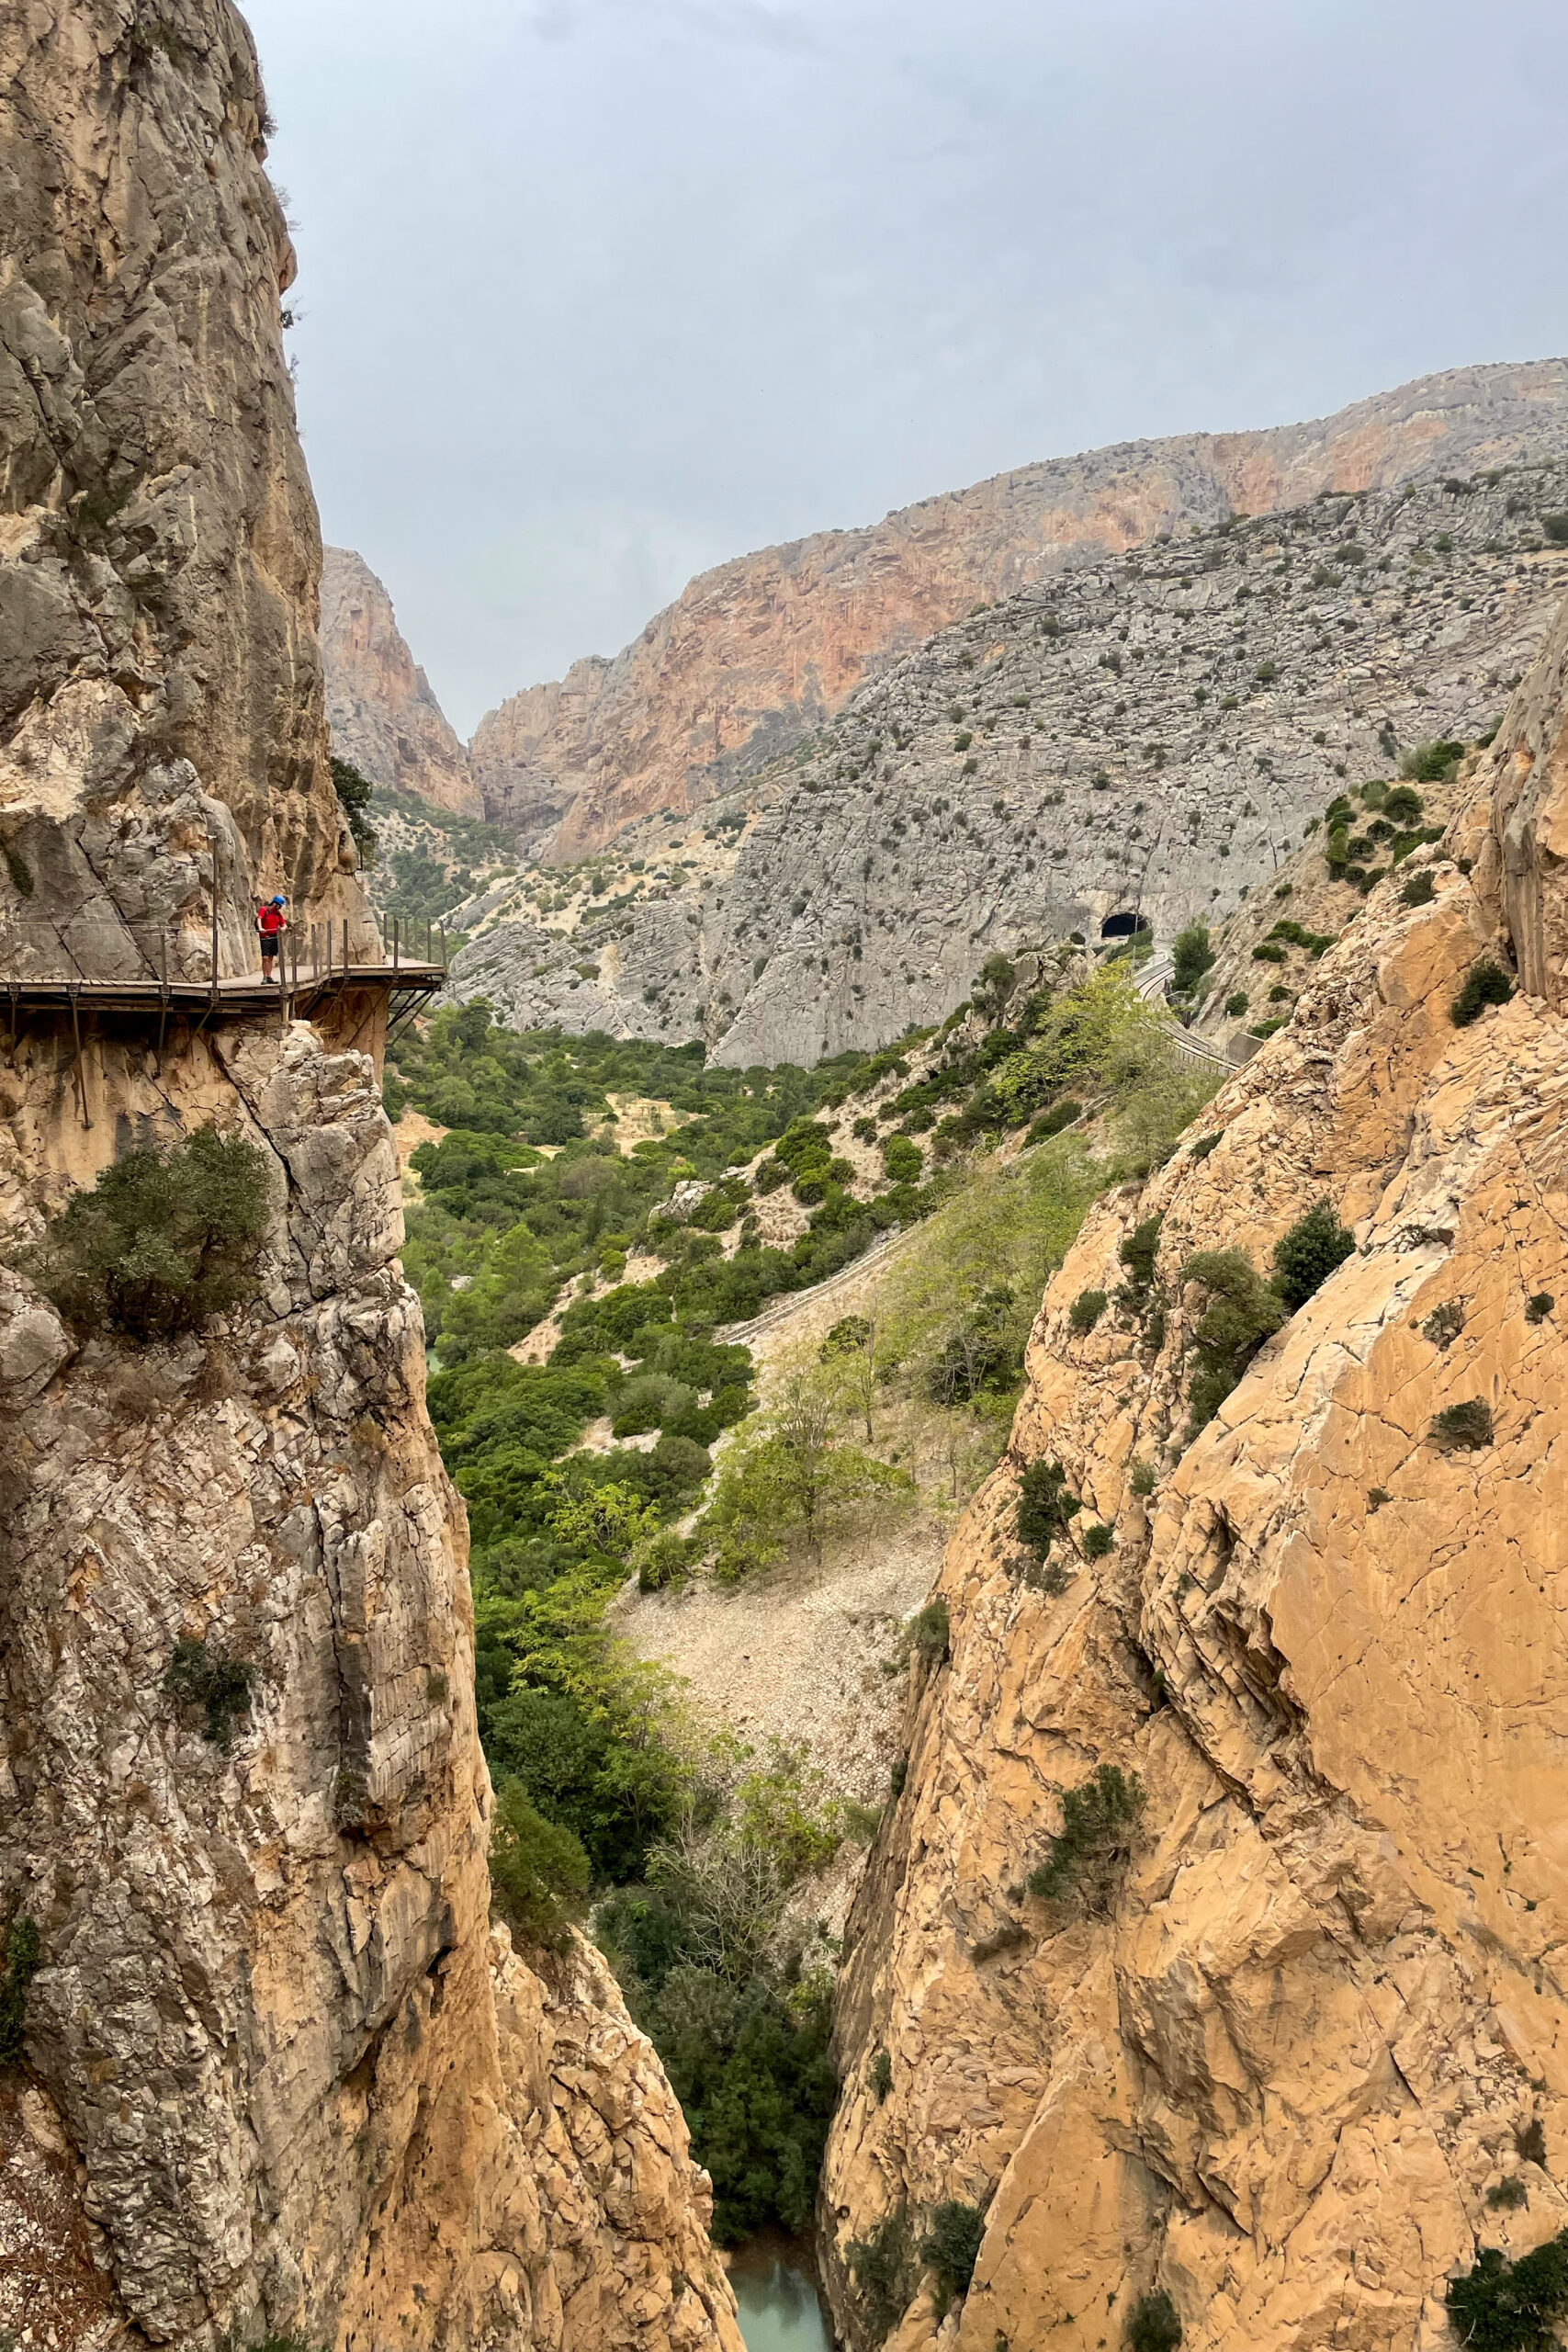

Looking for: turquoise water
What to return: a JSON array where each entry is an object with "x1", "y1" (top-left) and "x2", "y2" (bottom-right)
[{"x1": 728, "y1": 2245, "x2": 834, "y2": 2352}]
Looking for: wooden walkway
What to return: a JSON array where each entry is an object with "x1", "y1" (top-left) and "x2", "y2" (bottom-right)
[{"x1": 0, "y1": 959, "x2": 446, "y2": 1022}]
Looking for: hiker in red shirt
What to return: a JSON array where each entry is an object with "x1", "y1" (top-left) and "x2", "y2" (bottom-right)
[{"x1": 255, "y1": 895, "x2": 288, "y2": 979}]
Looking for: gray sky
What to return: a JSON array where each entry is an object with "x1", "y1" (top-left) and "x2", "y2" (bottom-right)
[{"x1": 247, "y1": 0, "x2": 1568, "y2": 738}]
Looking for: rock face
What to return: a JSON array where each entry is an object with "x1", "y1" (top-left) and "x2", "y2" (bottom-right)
[
  {"x1": 455, "y1": 464, "x2": 1568, "y2": 1065},
  {"x1": 0, "y1": 13, "x2": 738, "y2": 2349},
  {"x1": 816, "y1": 592, "x2": 1568, "y2": 2352},
  {"x1": 0, "y1": 0, "x2": 374, "y2": 983},
  {"x1": 0, "y1": 1027, "x2": 739, "y2": 2352},
  {"x1": 469, "y1": 360, "x2": 1568, "y2": 858},
  {"x1": 321, "y1": 548, "x2": 482, "y2": 817}
]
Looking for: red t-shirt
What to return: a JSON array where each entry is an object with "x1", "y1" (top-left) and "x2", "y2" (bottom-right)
[{"x1": 257, "y1": 904, "x2": 286, "y2": 939}]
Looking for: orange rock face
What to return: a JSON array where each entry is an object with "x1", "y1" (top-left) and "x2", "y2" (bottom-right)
[
  {"x1": 818, "y1": 592, "x2": 1568, "y2": 2352},
  {"x1": 321, "y1": 548, "x2": 482, "y2": 816},
  {"x1": 470, "y1": 360, "x2": 1568, "y2": 857}
]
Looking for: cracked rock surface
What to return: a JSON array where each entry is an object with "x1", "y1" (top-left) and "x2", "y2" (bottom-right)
[
  {"x1": 817, "y1": 590, "x2": 1568, "y2": 2352},
  {"x1": 0, "y1": 1023, "x2": 740, "y2": 2352}
]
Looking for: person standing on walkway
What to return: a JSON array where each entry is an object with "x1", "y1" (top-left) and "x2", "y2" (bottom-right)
[{"x1": 256, "y1": 895, "x2": 288, "y2": 980}]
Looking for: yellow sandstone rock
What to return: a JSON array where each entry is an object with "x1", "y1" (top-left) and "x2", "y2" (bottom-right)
[{"x1": 821, "y1": 593, "x2": 1568, "y2": 2352}]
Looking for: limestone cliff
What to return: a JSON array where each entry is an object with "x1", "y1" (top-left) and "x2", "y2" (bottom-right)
[
  {"x1": 0, "y1": 0, "x2": 378, "y2": 984},
  {"x1": 455, "y1": 464, "x2": 1568, "y2": 1067},
  {"x1": 0, "y1": 11, "x2": 738, "y2": 2348},
  {"x1": 470, "y1": 359, "x2": 1568, "y2": 858},
  {"x1": 818, "y1": 591, "x2": 1568, "y2": 2352},
  {"x1": 321, "y1": 548, "x2": 481, "y2": 818}
]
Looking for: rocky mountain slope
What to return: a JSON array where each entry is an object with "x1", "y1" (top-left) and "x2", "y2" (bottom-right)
[
  {"x1": 454, "y1": 462, "x2": 1568, "y2": 1065},
  {"x1": 321, "y1": 547, "x2": 483, "y2": 817},
  {"x1": 0, "y1": 0, "x2": 372, "y2": 984},
  {"x1": 467, "y1": 360, "x2": 1568, "y2": 859},
  {"x1": 0, "y1": 11, "x2": 737, "y2": 2347},
  {"x1": 815, "y1": 583, "x2": 1568, "y2": 2352}
]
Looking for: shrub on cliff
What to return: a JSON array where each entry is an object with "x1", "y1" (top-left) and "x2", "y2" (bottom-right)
[
  {"x1": 1451, "y1": 959, "x2": 1515, "y2": 1027},
  {"x1": 23, "y1": 1126, "x2": 272, "y2": 1340},
  {"x1": 1027, "y1": 1762, "x2": 1145, "y2": 1909},
  {"x1": 0, "y1": 1913, "x2": 40, "y2": 2067},
  {"x1": 1180, "y1": 1248, "x2": 1287, "y2": 1434},
  {"x1": 1170, "y1": 922, "x2": 1214, "y2": 993},
  {"x1": 847, "y1": 2208, "x2": 917, "y2": 2341},
  {"x1": 1129, "y1": 2290, "x2": 1183, "y2": 2352},
  {"x1": 1017, "y1": 1460, "x2": 1081, "y2": 1556},
  {"x1": 489, "y1": 1776, "x2": 591, "y2": 1951},
  {"x1": 922, "y1": 2200, "x2": 987, "y2": 2306},
  {"x1": 1446, "y1": 2229, "x2": 1568, "y2": 2351},
  {"x1": 1271, "y1": 1199, "x2": 1356, "y2": 1310},
  {"x1": 164, "y1": 1636, "x2": 256, "y2": 1751}
]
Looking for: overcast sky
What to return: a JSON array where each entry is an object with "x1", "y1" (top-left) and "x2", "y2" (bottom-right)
[{"x1": 246, "y1": 0, "x2": 1568, "y2": 737}]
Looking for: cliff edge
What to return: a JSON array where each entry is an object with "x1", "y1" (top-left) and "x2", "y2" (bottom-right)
[
  {"x1": 819, "y1": 591, "x2": 1568, "y2": 2352},
  {"x1": 0, "y1": 10, "x2": 738, "y2": 2347}
]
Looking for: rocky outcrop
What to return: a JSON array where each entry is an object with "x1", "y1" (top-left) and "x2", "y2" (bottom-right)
[
  {"x1": 0, "y1": 1025, "x2": 739, "y2": 2352},
  {"x1": 0, "y1": 0, "x2": 378, "y2": 984},
  {"x1": 469, "y1": 359, "x2": 1568, "y2": 858},
  {"x1": 816, "y1": 593, "x2": 1568, "y2": 2352},
  {"x1": 0, "y1": 12, "x2": 737, "y2": 2347},
  {"x1": 455, "y1": 464, "x2": 1568, "y2": 1065},
  {"x1": 321, "y1": 548, "x2": 482, "y2": 817}
]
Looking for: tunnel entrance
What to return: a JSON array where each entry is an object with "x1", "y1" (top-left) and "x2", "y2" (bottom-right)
[{"x1": 1100, "y1": 910, "x2": 1151, "y2": 940}]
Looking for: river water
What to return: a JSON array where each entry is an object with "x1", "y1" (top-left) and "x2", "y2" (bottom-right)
[{"x1": 727, "y1": 2236, "x2": 835, "y2": 2352}]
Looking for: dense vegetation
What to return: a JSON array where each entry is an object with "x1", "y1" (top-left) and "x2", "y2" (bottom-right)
[{"x1": 384, "y1": 967, "x2": 1221, "y2": 2242}]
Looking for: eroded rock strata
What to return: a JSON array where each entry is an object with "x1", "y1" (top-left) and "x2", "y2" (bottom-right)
[
  {"x1": 456, "y1": 465, "x2": 1568, "y2": 1066},
  {"x1": 0, "y1": 10, "x2": 738, "y2": 2347},
  {"x1": 818, "y1": 596, "x2": 1568, "y2": 2351},
  {"x1": 468, "y1": 360, "x2": 1568, "y2": 860}
]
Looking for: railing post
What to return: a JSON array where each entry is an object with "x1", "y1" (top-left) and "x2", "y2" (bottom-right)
[
  {"x1": 209, "y1": 833, "x2": 220, "y2": 1000},
  {"x1": 392, "y1": 914, "x2": 400, "y2": 973}
]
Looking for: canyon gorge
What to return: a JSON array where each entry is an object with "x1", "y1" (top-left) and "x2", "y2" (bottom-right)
[{"x1": 5, "y1": 6, "x2": 1568, "y2": 2352}]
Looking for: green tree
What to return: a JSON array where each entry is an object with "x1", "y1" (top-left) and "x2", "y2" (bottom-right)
[
  {"x1": 1170, "y1": 922, "x2": 1214, "y2": 993},
  {"x1": 1181, "y1": 1248, "x2": 1287, "y2": 1433},
  {"x1": 25, "y1": 1126, "x2": 272, "y2": 1340},
  {"x1": 1271, "y1": 1200, "x2": 1356, "y2": 1310},
  {"x1": 490, "y1": 1777, "x2": 590, "y2": 1951}
]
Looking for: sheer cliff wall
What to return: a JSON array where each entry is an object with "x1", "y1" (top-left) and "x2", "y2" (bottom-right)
[
  {"x1": 818, "y1": 594, "x2": 1568, "y2": 2352},
  {"x1": 0, "y1": 11, "x2": 738, "y2": 2348}
]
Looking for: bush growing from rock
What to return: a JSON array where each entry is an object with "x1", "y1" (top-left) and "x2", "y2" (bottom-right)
[
  {"x1": 1527, "y1": 1293, "x2": 1555, "y2": 1324},
  {"x1": 1431, "y1": 1399, "x2": 1494, "y2": 1450},
  {"x1": 848, "y1": 2208, "x2": 916, "y2": 2341},
  {"x1": 1445, "y1": 2228, "x2": 1568, "y2": 2352},
  {"x1": 922, "y1": 2201, "x2": 987, "y2": 2302},
  {"x1": 1422, "y1": 1302, "x2": 1465, "y2": 1349},
  {"x1": 1069, "y1": 1288, "x2": 1108, "y2": 1333},
  {"x1": 1181, "y1": 1248, "x2": 1287, "y2": 1434},
  {"x1": 1272, "y1": 1199, "x2": 1356, "y2": 1311},
  {"x1": 1400, "y1": 868, "x2": 1437, "y2": 908},
  {"x1": 1017, "y1": 1460, "x2": 1081, "y2": 1555},
  {"x1": 1224, "y1": 992, "x2": 1249, "y2": 1018},
  {"x1": 870, "y1": 2047, "x2": 893, "y2": 2104},
  {"x1": 1081, "y1": 1523, "x2": 1114, "y2": 1559},
  {"x1": 1129, "y1": 2290, "x2": 1183, "y2": 2352},
  {"x1": 164, "y1": 1635, "x2": 256, "y2": 1751},
  {"x1": 25, "y1": 1126, "x2": 272, "y2": 1340},
  {"x1": 490, "y1": 1776, "x2": 591, "y2": 1951},
  {"x1": 1451, "y1": 959, "x2": 1514, "y2": 1026},
  {"x1": 1027, "y1": 1762, "x2": 1145, "y2": 1908},
  {"x1": 1170, "y1": 922, "x2": 1214, "y2": 991},
  {"x1": 0, "y1": 1914, "x2": 40, "y2": 2066}
]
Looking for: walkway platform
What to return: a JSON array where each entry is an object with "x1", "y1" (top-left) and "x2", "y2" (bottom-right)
[{"x1": 0, "y1": 960, "x2": 446, "y2": 1023}]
